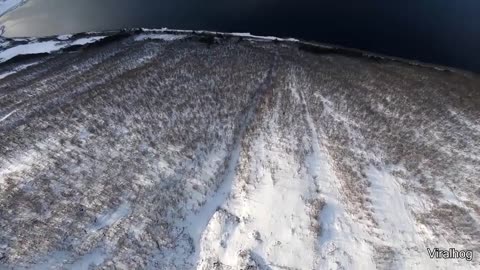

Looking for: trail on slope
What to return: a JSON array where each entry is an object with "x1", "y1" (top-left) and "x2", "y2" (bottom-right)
[
  {"x1": 183, "y1": 54, "x2": 278, "y2": 267},
  {"x1": 297, "y1": 76, "x2": 377, "y2": 269},
  {"x1": 195, "y1": 88, "x2": 318, "y2": 269}
]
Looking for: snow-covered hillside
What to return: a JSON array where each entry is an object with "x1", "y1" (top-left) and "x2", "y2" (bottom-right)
[
  {"x1": 0, "y1": 0, "x2": 27, "y2": 17},
  {"x1": 0, "y1": 30, "x2": 479, "y2": 269}
]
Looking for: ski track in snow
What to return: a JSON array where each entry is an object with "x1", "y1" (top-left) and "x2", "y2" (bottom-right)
[
  {"x1": 185, "y1": 57, "x2": 276, "y2": 267},
  {"x1": 0, "y1": 61, "x2": 39, "y2": 79},
  {"x1": 0, "y1": 108, "x2": 17, "y2": 122},
  {"x1": 367, "y1": 165, "x2": 430, "y2": 268},
  {"x1": 184, "y1": 137, "x2": 244, "y2": 262},
  {"x1": 300, "y1": 84, "x2": 376, "y2": 269},
  {"x1": 89, "y1": 201, "x2": 131, "y2": 233}
]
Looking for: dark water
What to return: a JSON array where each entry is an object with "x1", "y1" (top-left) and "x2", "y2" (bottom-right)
[{"x1": 1, "y1": 0, "x2": 479, "y2": 72}]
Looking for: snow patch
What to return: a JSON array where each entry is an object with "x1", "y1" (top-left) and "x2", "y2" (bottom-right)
[
  {"x1": 0, "y1": 40, "x2": 65, "y2": 62},
  {"x1": 90, "y1": 201, "x2": 131, "y2": 232},
  {"x1": 230, "y1": 32, "x2": 299, "y2": 42},
  {"x1": 0, "y1": 35, "x2": 106, "y2": 63},
  {"x1": 134, "y1": 33, "x2": 187, "y2": 41},
  {"x1": 0, "y1": 147, "x2": 40, "y2": 187},
  {"x1": 57, "y1": 34, "x2": 73, "y2": 41},
  {"x1": 70, "y1": 36, "x2": 106, "y2": 46},
  {"x1": 70, "y1": 249, "x2": 107, "y2": 270},
  {"x1": 30, "y1": 251, "x2": 71, "y2": 270}
]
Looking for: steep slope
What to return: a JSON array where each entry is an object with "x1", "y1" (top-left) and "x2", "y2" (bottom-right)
[{"x1": 0, "y1": 30, "x2": 479, "y2": 269}]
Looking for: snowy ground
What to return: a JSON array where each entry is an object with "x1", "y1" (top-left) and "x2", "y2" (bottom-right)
[{"x1": 0, "y1": 30, "x2": 479, "y2": 269}]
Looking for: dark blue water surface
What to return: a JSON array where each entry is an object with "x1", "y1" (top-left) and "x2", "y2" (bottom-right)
[{"x1": 1, "y1": 0, "x2": 479, "y2": 72}]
